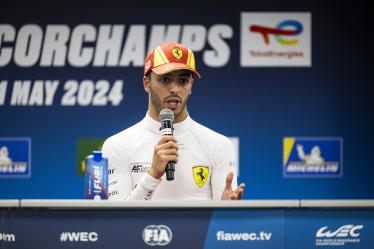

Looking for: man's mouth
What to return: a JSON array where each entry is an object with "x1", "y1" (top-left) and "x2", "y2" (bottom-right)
[{"x1": 165, "y1": 98, "x2": 181, "y2": 110}]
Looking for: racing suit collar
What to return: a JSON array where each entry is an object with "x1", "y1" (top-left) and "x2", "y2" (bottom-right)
[{"x1": 143, "y1": 112, "x2": 193, "y2": 136}]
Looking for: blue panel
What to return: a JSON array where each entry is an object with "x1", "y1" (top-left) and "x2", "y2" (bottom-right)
[
  {"x1": 286, "y1": 209, "x2": 374, "y2": 249},
  {"x1": 204, "y1": 209, "x2": 285, "y2": 249},
  {"x1": 0, "y1": 0, "x2": 373, "y2": 199},
  {"x1": 6, "y1": 209, "x2": 211, "y2": 249}
]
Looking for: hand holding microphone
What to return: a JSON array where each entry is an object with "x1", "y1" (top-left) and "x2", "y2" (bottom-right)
[
  {"x1": 159, "y1": 109, "x2": 176, "y2": 181},
  {"x1": 148, "y1": 109, "x2": 177, "y2": 181}
]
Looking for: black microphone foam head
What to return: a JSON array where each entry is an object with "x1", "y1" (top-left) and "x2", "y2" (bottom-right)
[{"x1": 159, "y1": 109, "x2": 174, "y2": 122}]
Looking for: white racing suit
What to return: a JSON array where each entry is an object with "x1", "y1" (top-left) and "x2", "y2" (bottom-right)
[{"x1": 102, "y1": 114, "x2": 238, "y2": 200}]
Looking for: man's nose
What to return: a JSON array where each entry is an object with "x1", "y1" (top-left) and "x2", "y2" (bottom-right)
[{"x1": 168, "y1": 80, "x2": 181, "y2": 94}]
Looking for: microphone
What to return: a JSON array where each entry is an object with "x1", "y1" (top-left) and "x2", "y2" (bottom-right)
[{"x1": 159, "y1": 109, "x2": 175, "y2": 181}]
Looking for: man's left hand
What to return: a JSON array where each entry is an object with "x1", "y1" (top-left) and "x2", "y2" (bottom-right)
[{"x1": 221, "y1": 172, "x2": 245, "y2": 200}]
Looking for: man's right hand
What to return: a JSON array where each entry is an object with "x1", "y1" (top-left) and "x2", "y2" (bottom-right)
[{"x1": 148, "y1": 136, "x2": 178, "y2": 179}]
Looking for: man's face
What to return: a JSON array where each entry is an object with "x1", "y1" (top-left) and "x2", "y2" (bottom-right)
[{"x1": 145, "y1": 70, "x2": 193, "y2": 121}]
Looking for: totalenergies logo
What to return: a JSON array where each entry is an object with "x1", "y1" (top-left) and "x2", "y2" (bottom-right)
[{"x1": 250, "y1": 20, "x2": 303, "y2": 46}]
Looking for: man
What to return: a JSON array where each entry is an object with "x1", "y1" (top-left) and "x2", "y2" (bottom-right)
[{"x1": 102, "y1": 42, "x2": 245, "y2": 200}]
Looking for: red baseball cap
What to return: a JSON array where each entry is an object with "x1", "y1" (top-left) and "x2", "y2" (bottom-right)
[{"x1": 144, "y1": 42, "x2": 201, "y2": 78}]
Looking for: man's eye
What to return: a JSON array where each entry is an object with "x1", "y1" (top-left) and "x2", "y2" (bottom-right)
[
  {"x1": 179, "y1": 78, "x2": 189, "y2": 85},
  {"x1": 160, "y1": 77, "x2": 170, "y2": 83}
]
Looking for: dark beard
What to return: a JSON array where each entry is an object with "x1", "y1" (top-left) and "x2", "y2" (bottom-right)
[{"x1": 150, "y1": 86, "x2": 189, "y2": 118}]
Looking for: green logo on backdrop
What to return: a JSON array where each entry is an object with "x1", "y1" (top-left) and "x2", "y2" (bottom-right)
[{"x1": 76, "y1": 138, "x2": 105, "y2": 176}]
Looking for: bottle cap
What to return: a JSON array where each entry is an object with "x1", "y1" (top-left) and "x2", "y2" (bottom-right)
[{"x1": 93, "y1": 151, "x2": 102, "y2": 162}]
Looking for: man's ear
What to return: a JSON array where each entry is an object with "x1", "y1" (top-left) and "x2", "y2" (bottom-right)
[{"x1": 143, "y1": 75, "x2": 150, "y2": 93}]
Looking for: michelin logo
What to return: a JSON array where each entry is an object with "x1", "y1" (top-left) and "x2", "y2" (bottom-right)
[
  {"x1": 296, "y1": 143, "x2": 324, "y2": 165},
  {"x1": 283, "y1": 137, "x2": 342, "y2": 177},
  {"x1": 0, "y1": 145, "x2": 27, "y2": 173},
  {"x1": 0, "y1": 146, "x2": 12, "y2": 164},
  {"x1": 0, "y1": 138, "x2": 31, "y2": 177},
  {"x1": 316, "y1": 225, "x2": 363, "y2": 246}
]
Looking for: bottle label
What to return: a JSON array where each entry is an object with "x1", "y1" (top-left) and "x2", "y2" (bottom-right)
[{"x1": 85, "y1": 156, "x2": 108, "y2": 199}]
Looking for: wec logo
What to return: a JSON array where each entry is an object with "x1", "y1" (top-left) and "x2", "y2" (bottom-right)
[
  {"x1": 316, "y1": 225, "x2": 363, "y2": 238},
  {"x1": 59, "y1": 232, "x2": 98, "y2": 242},
  {"x1": 315, "y1": 225, "x2": 363, "y2": 246}
]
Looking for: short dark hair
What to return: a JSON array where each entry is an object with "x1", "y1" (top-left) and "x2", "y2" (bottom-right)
[{"x1": 145, "y1": 72, "x2": 151, "y2": 81}]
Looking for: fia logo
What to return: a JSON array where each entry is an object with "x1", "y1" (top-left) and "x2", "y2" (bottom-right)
[{"x1": 142, "y1": 225, "x2": 172, "y2": 246}]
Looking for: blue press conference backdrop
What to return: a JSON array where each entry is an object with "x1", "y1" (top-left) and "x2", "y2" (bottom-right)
[
  {"x1": 0, "y1": 0, "x2": 373, "y2": 199},
  {"x1": 2, "y1": 208, "x2": 374, "y2": 248}
]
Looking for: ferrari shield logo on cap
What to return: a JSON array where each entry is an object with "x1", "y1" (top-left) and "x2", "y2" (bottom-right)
[
  {"x1": 192, "y1": 166, "x2": 209, "y2": 188},
  {"x1": 171, "y1": 48, "x2": 183, "y2": 60}
]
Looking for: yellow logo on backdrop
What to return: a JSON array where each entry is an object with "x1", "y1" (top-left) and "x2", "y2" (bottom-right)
[
  {"x1": 172, "y1": 48, "x2": 183, "y2": 60},
  {"x1": 193, "y1": 166, "x2": 209, "y2": 188}
]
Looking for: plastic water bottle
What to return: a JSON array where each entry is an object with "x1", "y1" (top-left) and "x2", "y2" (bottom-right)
[{"x1": 84, "y1": 151, "x2": 108, "y2": 200}]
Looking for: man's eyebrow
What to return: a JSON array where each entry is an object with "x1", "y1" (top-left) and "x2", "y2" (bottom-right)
[
  {"x1": 159, "y1": 73, "x2": 191, "y2": 77},
  {"x1": 177, "y1": 73, "x2": 192, "y2": 77},
  {"x1": 157, "y1": 74, "x2": 170, "y2": 78}
]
